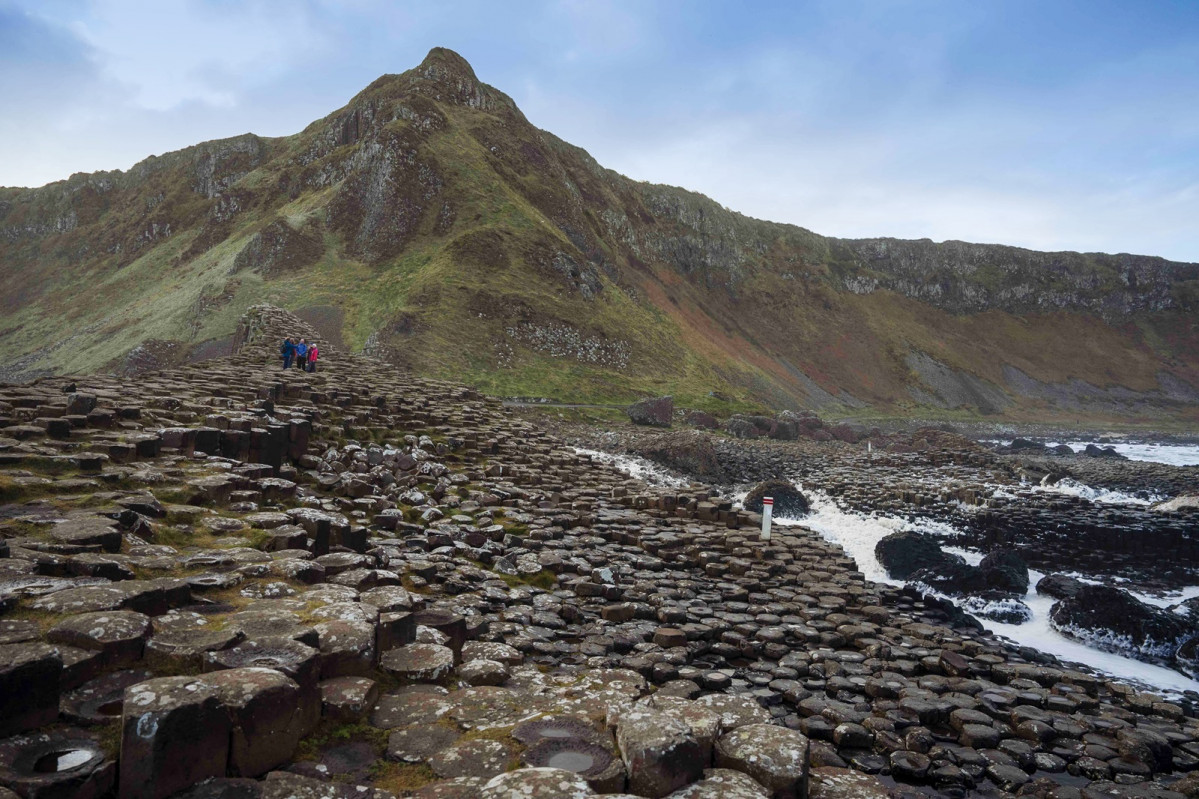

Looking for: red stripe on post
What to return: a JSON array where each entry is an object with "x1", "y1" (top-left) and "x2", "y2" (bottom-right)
[{"x1": 763, "y1": 497, "x2": 774, "y2": 504}]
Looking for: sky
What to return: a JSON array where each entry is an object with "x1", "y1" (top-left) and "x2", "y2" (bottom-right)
[{"x1": 2, "y1": 0, "x2": 1199, "y2": 262}]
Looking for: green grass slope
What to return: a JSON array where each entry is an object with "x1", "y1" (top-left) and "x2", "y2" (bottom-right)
[{"x1": 2, "y1": 47, "x2": 1197, "y2": 423}]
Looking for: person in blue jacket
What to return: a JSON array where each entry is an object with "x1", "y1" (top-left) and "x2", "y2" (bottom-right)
[
  {"x1": 280, "y1": 338, "x2": 295, "y2": 369},
  {"x1": 295, "y1": 338, "x2": 309, "y2": 371}
]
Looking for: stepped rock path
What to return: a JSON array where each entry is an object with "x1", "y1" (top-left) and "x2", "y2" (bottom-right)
[{"x1": 1, "y1": 305, "x2": 1197, "y2": 799}]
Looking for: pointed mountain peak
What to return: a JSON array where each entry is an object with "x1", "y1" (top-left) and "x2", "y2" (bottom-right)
[
  {"x1": 417, "y1": 47, "x2": 479, "y2": 83},
  {"x1": 402, "y1": 46, "x2": 518, "y2": 115}
]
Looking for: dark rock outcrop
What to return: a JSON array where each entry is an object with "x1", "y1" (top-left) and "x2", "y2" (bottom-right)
[
  {"x1": 875, "y1": 532, "x2": 949, "y2": 581},
  {"x1": 1035, "y1": 573, "x2": 1085, "y2": 600},
  {"x1": 1049, "y1": 585, "x2": 1191, "y2": 661},
  {"x1": 978, "y1": 549, "x2": 1030, "y2": 595},
  {"x1": 627, "y1": 396, "x2": 673, "y2": 427},
  {"x1": 742, "y1": 480, "x2": 809, "y2": 518},
  {"x1": 629, "y1": 431, "x2": 723, "y2": 482}
]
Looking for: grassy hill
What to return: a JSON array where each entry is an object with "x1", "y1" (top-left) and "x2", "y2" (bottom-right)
[{"x1": 2, "y1": 48, "x2": 1197, "y2": 424}]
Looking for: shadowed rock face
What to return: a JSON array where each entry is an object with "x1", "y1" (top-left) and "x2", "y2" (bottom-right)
[{"x1": 1, "y1": 48, "x2": 1197, "y2": 421}]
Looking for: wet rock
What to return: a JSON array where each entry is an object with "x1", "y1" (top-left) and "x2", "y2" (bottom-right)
[
  {"x1": 742, "y1": 480, "x2": 809, "y2": 518},
  {"x1": 627, "y1": 397, "x2": 673, "y2": 428},
  {"x1": 1049, "y1": 584, "x2": 1190, "y2": 660},
  {"x1": 960, "y1": 593, "x2": 1033, "y2": 624},
  {"x1": 120, "y1": 676, "x2": 231, "y2": 799},
  {"x1": 0, "y1": 643, "x2": 62, "y2": 736},
  {"x1": 1037, "y1": 573, "x2": 1085, "y2": 600},
  {"x1": 875, "y1": 532, "x2": 948, "y2": 580},
  {"x1": 617, "y1": 708, "x2": 704, "y2": 797},
  {"x1": 909, "y1": 557, "x2": 980, "y2": 595},
  {"x1": 715, "y1": 724, "x2": 810, "y2": 799},
  {"x1": 978, "y1": 548, "x2": 1030, "y2": 594}
]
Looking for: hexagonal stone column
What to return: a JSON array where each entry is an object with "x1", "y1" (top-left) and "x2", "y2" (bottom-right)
[
  {"x1": 616, "y1": 708, "x2": 704, "y2": 798},
  {"x1": 119, "y1": 676, "x2": 230, "y2": 799},
  {"x1": 715, "y1": 724, "x2": 810, "y2": 799},
  {"x1": 47, "y1": 611, "x2": 151, "y2": 669},
  {"x1": 0, "y1": 643, "x2": 62, "y2": 736},
  {"x1": 204, "y1": 667, "x2": 304, "y2": 777}
]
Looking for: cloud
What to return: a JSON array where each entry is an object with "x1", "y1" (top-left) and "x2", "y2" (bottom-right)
[
  {"x1": 0, "y1": 0, "x2": 1196, "y2": 260},
  {"x1": 65, "y1": 0, "x2": 331, "y2": 110}
]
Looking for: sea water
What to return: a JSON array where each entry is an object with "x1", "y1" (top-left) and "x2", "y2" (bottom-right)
[
  {"x1": 774, "y1": 491, "x2": 1199, "y2": 697},
  {"x1": 573, "y1": 446, "x2": 1198, "y2": 696}
]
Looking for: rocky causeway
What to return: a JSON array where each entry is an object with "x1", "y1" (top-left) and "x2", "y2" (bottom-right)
[{"x1": 1, "y1": 305, "x2": 1198, "y2": 799}]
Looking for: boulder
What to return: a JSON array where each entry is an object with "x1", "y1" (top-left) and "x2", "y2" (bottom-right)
[
  {"x1": 1084, "y1": 443, "x2": 1126, "y2": 459},
  {"x1": 977, "y1": 549, "x2": 1029, "y2": 594},
  {"x1": 724, "y1": 417, "x2": 760, "y2": 439},
  {"x1": 1035, "y1": 573, "x2": 1085, "y2": 600},
  {"x1": 682, "y1": 410, "x2": 718, "y2": 429},
  {"x1": 909, "y1": 558, "x2": 981, "y2": 595},
  {"x1": 1049, "y1": 584, "x2": 1190, "y2": 660},
  {"x1": 742, "y1": 480, "x2": 809, "y2": 518},
  {"x1": 960, "y1": 593, "x2": 1033, "y2": 624},
  {"x1": 627, "y1": 397, "x2": 673, "y2": 428},
  {"x1": 828, "y1": 424, "x2": 859, "y2": 444},
  {"x1": 630, "y1": 431, "x2": 724, "y2": 481},
  {"x1": 874, "y1": 532, "x2": 949, "y2": 581},
  {"x1": 1153, "y1": 495, "x2": 1199, "y2": 513}
]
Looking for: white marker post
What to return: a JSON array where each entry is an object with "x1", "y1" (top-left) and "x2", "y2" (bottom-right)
[{"x1": 761, "y1": 496, "x2": 773, "y2": 542}]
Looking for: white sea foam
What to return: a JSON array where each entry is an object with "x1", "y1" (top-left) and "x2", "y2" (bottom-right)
[
  {"x1": 588, "y1": 454, "x2": 1199, "y2": 696},
  {"x1": 1033, "y1": 477, "x2": 1164, "y2": 506},
  {"x1": 985, "y1": 439, "x2": 1199, "y2": 467},
  {"x1": 1059, "y1": 441, "x2": 1199, "y2": 467},
  {"x1": 773, "y1": 490, "x2": 1199, "y2": 696},
  {"x1": 571, "y1": 447, "x2": 692, "y2": 489}
]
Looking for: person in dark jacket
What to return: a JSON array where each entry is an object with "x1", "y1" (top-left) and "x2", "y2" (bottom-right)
[
  {"x1": 295, "y1": 339, "x2": 309, "y2": 371},
  {"x1": 281, "y1": 338, "x2": 295, "y2": 369}
]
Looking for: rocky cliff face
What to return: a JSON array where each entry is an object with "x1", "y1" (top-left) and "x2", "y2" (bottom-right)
[{"x1": 1, "y1": 47, "x2": 1196, "y2": 421}]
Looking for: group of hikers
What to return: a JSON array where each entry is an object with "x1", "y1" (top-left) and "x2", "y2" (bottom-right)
[{"x1": 280, "y1": 338, "x2": 319, "y2": 372}]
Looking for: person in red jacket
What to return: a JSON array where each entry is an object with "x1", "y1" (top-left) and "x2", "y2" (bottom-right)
[{"x1": 307, "y1": 342, "x2": 319, "y2": 373}]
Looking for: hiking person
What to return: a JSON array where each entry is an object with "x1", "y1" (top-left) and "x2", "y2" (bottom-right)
[
  {"x1": 307, "y1": 342, "x2": 319, "y2": 373},
  {"x1": 295, "y1": 338, "x2": 309, "y2": 371},
  {"x1": 280, "y1": 338, "x2": 295, "y2": 369}
]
